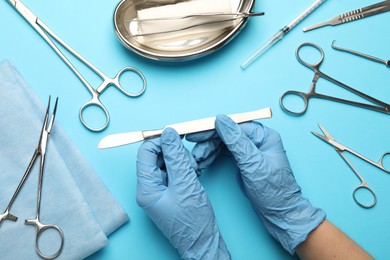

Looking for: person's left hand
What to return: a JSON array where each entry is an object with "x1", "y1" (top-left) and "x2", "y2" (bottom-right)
[{"x1": 136, "y1": 128, "x2": 231, "y2": 260}]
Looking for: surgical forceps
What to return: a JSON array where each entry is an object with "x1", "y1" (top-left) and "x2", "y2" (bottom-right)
[
  {"x1": 0, "y1": 97, "x2": 64, "y2": 259},
  {"x1": 6, "y1": 0, "x2": 147, "y2": 132},
  {"x1": 280, "y1": 42, "x2": 390, "y2": 116},
  {"x1": 312, "y1": 124, "x2": 390, "y2": 208}
]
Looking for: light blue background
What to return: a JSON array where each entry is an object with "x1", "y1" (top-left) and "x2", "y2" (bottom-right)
[{"x1": 1, "y1": 0, "x2": 389, "y2": 259}]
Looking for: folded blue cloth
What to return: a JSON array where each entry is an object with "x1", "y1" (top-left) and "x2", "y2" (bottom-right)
[{"x1": 0, "y1": 60, "x2": 129, "y2": 259}]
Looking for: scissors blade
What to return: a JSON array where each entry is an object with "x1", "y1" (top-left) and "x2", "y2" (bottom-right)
[
  {"x1": 311, "y1": 124, "x2": 347, "y2": 151},
  {"x1": 311, "y1": 131, "x2": 344, "y2": 152},
  {"x1": 311, "y1": 130, "x2": 331, "y2": 144},
  {"x1": 311, "y1": 124, "x2": 350, "y2": 152},
  {"x1": 317, "y1": 124, "x2": 333, "y2": 140}
]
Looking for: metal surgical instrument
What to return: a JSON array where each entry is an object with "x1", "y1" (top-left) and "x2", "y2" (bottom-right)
[
  {"x1": 312, "y1": 124, "x2": 390, "y2": 208},
  {"x1": 128, "y1": 12, "x2": 264, "y2": 37},
  {"x1": 98, "y1": 107, "x2": 272, "y2": 149},
  {"x1": 280, "y1": 42, "x2": 390, "y2": 116},
  {"x1": 0, "y1": 97, "x2": 64, "y2": 259},
  {"x1": 331, "y1": 40, "x2": 390, "y2": 67},
  {"x1": 304, "y1": 0, "x2": 390, "y2": 32},
  {"x1": 6, "y1": 0, "x2": 147, "y2": 132}
]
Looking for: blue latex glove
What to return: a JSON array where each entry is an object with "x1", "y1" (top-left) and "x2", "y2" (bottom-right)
[
  {"x1": 136, "y1": 128, "x2": 231, "y2": 260},
  {"x1": 186, "y1": 115, "x2": 326, "y2": 255}
]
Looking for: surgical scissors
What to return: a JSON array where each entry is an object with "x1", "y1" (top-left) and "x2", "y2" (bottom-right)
[
  {"x1": 6, "y1": 0, "x2": 147, "y2": 132},
  {"x1": 312, "y1": 124, "x2": 390, "y2": 208},
  {"x1": 280, "y1": 42, "x2": 390, "y2": 116},
  {"x1": 0, "y1": 97, "x2": 64, "y2": 259}
]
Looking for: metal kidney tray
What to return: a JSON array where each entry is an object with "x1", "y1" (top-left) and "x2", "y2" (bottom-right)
[{"x1": 114, "y1": 0, "x2": 255, "y2": 61}]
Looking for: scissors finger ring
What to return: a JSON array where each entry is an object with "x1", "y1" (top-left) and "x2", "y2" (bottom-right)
[
  {"x1": 25, "y1": 219, "x2": 65, "y2": 260},
  {"x1": 353, "y1": 184, "x2": 377, "y2": 209}
]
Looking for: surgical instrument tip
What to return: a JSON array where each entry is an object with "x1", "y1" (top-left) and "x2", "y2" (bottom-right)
[
  {"x1": 303, "y1": 20, "x2": 331, "y2": 32},
  {"x1": 331, "y1": 40, "x2": 390, "y2": 67},
  {"x1": 44, "y1": 96, "x2": 59, "y2": 133}
]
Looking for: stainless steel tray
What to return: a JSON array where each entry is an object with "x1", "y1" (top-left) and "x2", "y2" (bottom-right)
[{"x1": 114, "y1": 0, "x2": 256, "y2": 61}]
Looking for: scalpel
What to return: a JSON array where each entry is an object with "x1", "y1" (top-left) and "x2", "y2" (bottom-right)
[
  {"x1": 98, "y1": 107, "x2": 272, "y2": 149},
  {"x1": 304, "y1": 0, "x2": 390, "y2": 32}
]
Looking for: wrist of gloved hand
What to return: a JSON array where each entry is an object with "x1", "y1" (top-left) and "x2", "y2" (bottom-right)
[
  {"x1": 186, "y1": 115, "x2": 326, "y2": 255},
  {"x1": 137, "y1": 128, "x2": 231, "y2": 260},
  {"x1": 256, "y1": 191, "x2": 326, "y2": 255}
]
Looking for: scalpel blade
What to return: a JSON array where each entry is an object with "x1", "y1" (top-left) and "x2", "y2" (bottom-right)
[
  {"x1": 98, "y1": 107, "x2": 272, "y2": 149},
  {"x1": 98, "y1": 131, "x2": 146, "y2": 149},
  {"x1": 303, "y1": 17, "x2": 340, "y2": 32}
]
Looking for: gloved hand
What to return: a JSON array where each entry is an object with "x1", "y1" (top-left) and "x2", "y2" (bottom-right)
[
  {"x1": 186, "y1": 115, "x2": 326, "y2": 255},
  {"x1": 136, "y1": 128, "x2": 231, "y2": 260}
]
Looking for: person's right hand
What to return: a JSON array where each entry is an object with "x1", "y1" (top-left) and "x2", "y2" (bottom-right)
[
  {"x1": 137, "y1": 128, "x2": 231, "y2": 260},
  {"x1": 186, "y1": 115, "x2": 326, "y2": 255}
]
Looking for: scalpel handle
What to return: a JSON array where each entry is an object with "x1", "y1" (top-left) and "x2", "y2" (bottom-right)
[
  {"x1": 334, "y1": 0, "x2": 390, "y2": 23},
  {"x1": 155, "y1": 107, "x2": 272, "y2": 137},
  {"x1": 98, "y1": 108, "x2": 273, "y2": 148},
  {"x1": 304, "y1": 1, "x2": 390, "y2": 32}
]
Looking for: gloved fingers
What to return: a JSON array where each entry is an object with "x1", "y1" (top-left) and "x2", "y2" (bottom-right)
[
  {"x1": 188, "y1": 116, "x2": 290, "y2": 170},
  {"x1": 185, "y1": 129, "x2": 219, "y2": 142},
  {"x1": 190, "y1": 137, "x2": 224, "y2": 171},
  {"x1": 186, "y1": 129, "x2": 224, "y2": 172},
  {"x1": 233, "y1": 121, "x2": 290, "y2": 169},
  {"x1": 234, "y1": 121, "x2": 278, "y2": 151},
  {"x1": 137, "y1": 138, "x2": 166, "y2": 184},
  {"x1": 249, "y1": 124, "x2": 290, "y2": 169},
  {"x1": 247, "y1": 123, "x2": 286, "y2": 154},
  {"x1": 186, "y1": 118, "x2": 284, "y2": 152},
  {"x1": 137, "y1": 137, "x2": 165, "y2": 168},
  {"x1": 215, "y1": 115, "x2": 267, "y2": 175},
  {"x1": 136, "y1": 138, "x2": 168, "y2": 208},
  {"x1": 161, "y1": 128, "x2": 199, "y2": 187}
]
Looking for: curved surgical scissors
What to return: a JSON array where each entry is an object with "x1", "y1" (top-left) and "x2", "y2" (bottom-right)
[
  {"x1": 280, "y1": 42, "x2": 390, "y2": 116},
  {"x1": 7, "y1": 0, "x2": 147, "y2": 132},
  {"x1": 0, "y1": 97, "x2": 64, "y2": 259},
  {"x1": 312, "y1": 124, "x2": 390, "y2": 208}
]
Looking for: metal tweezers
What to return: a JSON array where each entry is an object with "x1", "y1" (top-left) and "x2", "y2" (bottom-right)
[{"x1": 304, "y1": 0, "x2": 390, "y2": 32}]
